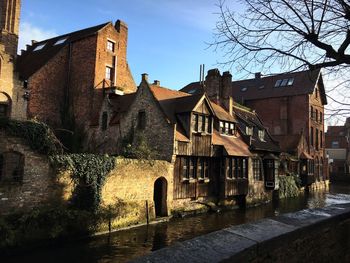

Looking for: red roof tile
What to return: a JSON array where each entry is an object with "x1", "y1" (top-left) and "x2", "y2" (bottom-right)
[{"x1": 212, "y1": 130, "x2": 251, "y2": 157}]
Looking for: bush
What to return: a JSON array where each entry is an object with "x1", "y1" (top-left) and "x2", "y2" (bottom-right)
[{"x1": 278, "y1": 175, "x2": 300, "y2": 199}]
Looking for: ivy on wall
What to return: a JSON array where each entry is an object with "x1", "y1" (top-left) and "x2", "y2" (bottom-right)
[
  {"x1": 50, "y1": 154, "x2": 115, "y2": 211},
  {"x1": 0, "y1": 117, "x2": 63, "y2": 155},
  {"x1": 278, "y1": 175, "x2": 301, "y2": 199}
]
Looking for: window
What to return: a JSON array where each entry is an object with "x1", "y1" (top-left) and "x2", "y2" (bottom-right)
[
  {"x1": 101, "y1": 112, "x2": 108, "y2": 131},
  {"x1": 258, "y1": 130, "x2": 265, "y2": 141},
  {"x1": 105, "y1": 66, "x2": 114, "y2": 81},
  {"x1": 253, "y1": 158, "x2": 262, "y2": 181},
  {"x1": 246, "y1": 126, "x2": 253, "y2": 136},
  {"x1": 315, "y1": 128, "x2": 319, "y2": 150},
  {"x1": 138, "y1": 111, "x2": 146, "y2": 130},
  {"x1": 198, "y1": 158, "x2": 209, "y2": 180},
  {"x1": 310, "y1": 106, "x2": 314, "y2": 120},
  {"x1": 192, "y1": 113, "x2": 211, "y2": 134},
  {"x1": 219, "y1": 121, "x2": 236, "y2": 135},
  {"x1": 241, "y1": 87, "x2": 247, "y2": 92},
  {"x1": 287, "y1": 78, "x2": 294, "y2": 86},
  {"x1": 107, "y1": 40, "x2": 115, "y2": 52},
  {"x1": 54, "y1": 38, "x2": 67, "y2": 46},
  {"x1": 280, "y1": 79, "x2": 288, "y2": 86},
  {"x1": 320, "y1": 112, "x2": 323, "y2": 123},
  {"x1": 0, "y1": 104, "x2": 8, "y2": 117},
  {"x1": 189, "y1": 157, "x2": 196, "y2": 179},
  {"x1": 0, "y1": 154, "x2": 3, "y2": 181},
  {"x1": 315, "y1": 110, "x2": 318, "y2": 122},
  {"x1": 332, "y1": 141, "x2": 339, "y2": 148},
  {"x1": 182, "y1": 157, "x2": 189, "y2": 180},
  {"x1": 310, "y1": 127, "x2": 314, "y2": 146},
  {"x1": 320, "y1": 131, "x2": 323, "y2": 148},
  {"x1": 275, "y1": 79, "x2": 282, "y2": 87},
  {"x1": 33, "y1": 43, "x2": 46, "y2": 51},
  {"x1": 0, "y1": 152, "x2": 24, "y2": 182},
  {"x1": 315, "y1": 88, "x2": 318, "y2": 98}
]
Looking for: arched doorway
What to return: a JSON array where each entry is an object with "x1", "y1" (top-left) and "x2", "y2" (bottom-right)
[
  {"x1": 0, "y1": 92, "x2": 12, "y2": 117},
  {"x1": 154, "y1": 177, "x2": 168, "y2": 217}
]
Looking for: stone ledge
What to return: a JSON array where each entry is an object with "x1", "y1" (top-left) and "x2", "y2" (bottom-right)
[{"x1": 132, "y1": 203, "x2": 350, "y2": 263}]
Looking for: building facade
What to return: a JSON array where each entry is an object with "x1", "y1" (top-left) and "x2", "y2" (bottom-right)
[
  {"x1": 0, "y1": 0, "x2": 26, "y2": 120},
  {"x1": 326, "y1": 118, "x2": 350, "y2": 179},
  {"x1": 17, "y1": 20, "x2": 136, "y2": 146}
]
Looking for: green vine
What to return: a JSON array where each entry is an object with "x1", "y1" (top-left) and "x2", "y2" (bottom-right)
[
  {"x1": 0, "y1": 117, "x2": 63, "y2": 155},
  {"x1": 278, "y1": 175, "x2": 301, "y2": 199},
  {"x1": 50, "y1": 154, "x2": 115, "y2": 211}
]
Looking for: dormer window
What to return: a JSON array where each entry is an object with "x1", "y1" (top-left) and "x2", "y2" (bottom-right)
[
  {"x1": 219, "y1": 121, "x2": 236, "y2": 135},
  {"x1": 33, "y1": 43, "x2": 46, "y2": 51},
  {"x1": 54, "y1": 38, "x2": 67, "y2": 46},
  {"x1": 246, "y1": 126, "x2": 253, "y2": 135},
  {"x1": 258, "y1": 130, "x2": 265, "y2": 141}
]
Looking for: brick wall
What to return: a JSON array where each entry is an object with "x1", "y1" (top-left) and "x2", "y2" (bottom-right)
[
  {"x1": 0, "y1": 132, "x2": 58, "y2": 215},
  {"x1": 27, "y1": 47, "x2": 68, "y2": 127}
]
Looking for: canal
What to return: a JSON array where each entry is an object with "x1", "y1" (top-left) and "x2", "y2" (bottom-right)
[{"x1": 5, "y1": 183, "x2": 350, "y2": 263}]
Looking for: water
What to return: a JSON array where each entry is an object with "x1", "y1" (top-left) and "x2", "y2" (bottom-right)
[{"x1": 5, "y1": 183, "x2": 350, "y2": 263}]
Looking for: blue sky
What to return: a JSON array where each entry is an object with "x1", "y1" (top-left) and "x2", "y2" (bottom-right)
[{"x1": 19, "y1": 0, "x2": 233, "y2": 89}]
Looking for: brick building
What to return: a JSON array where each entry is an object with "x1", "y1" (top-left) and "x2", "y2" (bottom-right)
[
  {"x1": 326, "y1": 118, "x2": 350, "y2": 179},
  {"x1": 183, "y1": 69, "x2": 328, "y2": 187},
  {"x1": 17, "y1": 20, "x2": 136, "y2": 147},
  {"x1": 0, "y1": 0, "x2": 26, "y2": 120}
]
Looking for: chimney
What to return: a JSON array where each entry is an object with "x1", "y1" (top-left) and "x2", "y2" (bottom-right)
[
  {"x1": 255, "y1": 72, "x2": 261, "y2": 79},
  {"x1": 141, "y1": 73, "x2": 149, "y2": 82},
  {"x1": 229, "y1": 97, "x2": 234, "y2": 116},
  {"x1": 31, "y1": 40, "x2": 37, "y2": 45},
  {"x1": 153, "y1": 80, "x2": 160, "y2": 86},
  {"x1": 205, "y1": 68, "x2": 221, "y2": 104}
]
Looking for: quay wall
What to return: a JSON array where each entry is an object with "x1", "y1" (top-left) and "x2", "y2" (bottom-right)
[{"x1": 133, "y1": 203, "x2": 350, "y2": 263}]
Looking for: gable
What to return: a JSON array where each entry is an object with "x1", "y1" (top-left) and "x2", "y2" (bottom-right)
[{"x1": 193, "y1": 98, "x2": 211, "y2": 115}]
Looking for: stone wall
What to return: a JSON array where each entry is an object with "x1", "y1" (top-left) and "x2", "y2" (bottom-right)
[
  {"x1": 118, "y1": 80, "x2": 175, "y2": 161},
  {"x1": 0, "y1": 133, "x2": 59, "y2": 215},
  {"x1": 133, "y1": 203, "x2": 350, "y2": 263}
]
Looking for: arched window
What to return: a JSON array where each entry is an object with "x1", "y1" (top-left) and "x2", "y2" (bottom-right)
[{"x1": 0, "y1": 151, "x2": 25, "y2": 182}]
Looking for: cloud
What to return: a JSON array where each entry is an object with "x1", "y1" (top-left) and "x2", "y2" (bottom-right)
[{"x1": 18, "y1": 22, "x2": 57, "y2": 52}]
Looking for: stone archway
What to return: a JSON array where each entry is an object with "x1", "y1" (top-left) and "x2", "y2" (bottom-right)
[
  {"x1": 154, "y1": 177, "x2": 168, "y2": 217},
  {"x1": 0, "y1": 92, "x2": 12, "y2": 117}
]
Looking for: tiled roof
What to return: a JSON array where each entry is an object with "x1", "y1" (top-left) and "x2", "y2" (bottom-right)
[
  {"x1": 181, "y1": 69, "x2": 327, "y2": 105},
  {"x1": 231, "y1": 69, "x2": 327, "y2": 104},
  {"x1": 17, "y1": 22, "x2": 110, "y2": 79},
  {"x1": 233, "y1": 104, "x2": 280, "y2": 153},
  {"x1": 149, "y1": 85, "x2": 204, "y2": 123},
  {"x1": 211, "y1": 102, "x2": 236, "y2": 122},
  {"x1": 212, "y1": 130, "x2": 251, "y2": 157}
]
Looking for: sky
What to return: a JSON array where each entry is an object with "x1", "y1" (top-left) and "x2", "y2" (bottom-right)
[
  {"x1": 19, "y1": 0, "x2": 231, "y2": 89},
  {"x1": 18, "y1": 0, "x2": 349, "y2": 126}
]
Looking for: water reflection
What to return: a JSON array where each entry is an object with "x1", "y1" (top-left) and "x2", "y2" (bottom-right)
[{"x1": 5, "y1": 183, "x2": 350, "y2": 263}]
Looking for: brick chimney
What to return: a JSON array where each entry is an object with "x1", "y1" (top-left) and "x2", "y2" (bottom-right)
[
  {"x1": 141, "y1": 73, "x2": 148, "y2": 82},
  {"x1": 255, "y1": 72, "x2": 261, "y2": 79},
  {"x1": 204, "y1": 68, "x2": 221, "y2": 104}
]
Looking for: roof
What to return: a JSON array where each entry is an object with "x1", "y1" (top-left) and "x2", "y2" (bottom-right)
[
  {"x1": 181, "y1": 69, "x2": 327, "y2": 105},
  {"x1": 231, "y1": 69, "x2": 327, "y2": 105},
  {"x1": 17, "y1": 22, "x2": 110, "y2": 79},
  {"x1": 149, "y1": 85, "x2": 204, "y2": 123},
  {"x1": 211, "y1": 102, "x2": 236, "y2": 122},
  {"x1": 233, "y1": 104, "x2": 280, "y2": 153},
  {"x1": 212, "y1": 130, "x2": 251, "y2": 157}
]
